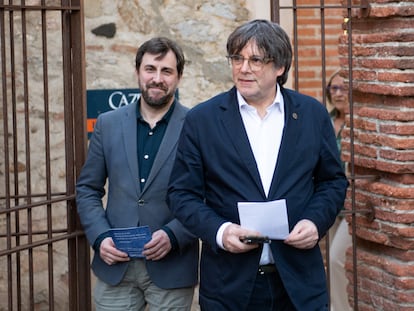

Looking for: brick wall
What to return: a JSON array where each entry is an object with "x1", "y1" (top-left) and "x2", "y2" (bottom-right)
[
  {"x1": 339, "y1": 1, "x2": 414, "y2": 310},
  {"x1": 291, "y1": 0, "x2": 345, "y2": 102}
]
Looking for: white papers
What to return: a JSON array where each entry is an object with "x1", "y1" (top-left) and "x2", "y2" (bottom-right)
[{"x1": 237, "y1": 199, "x2": 289, "y2": 240}]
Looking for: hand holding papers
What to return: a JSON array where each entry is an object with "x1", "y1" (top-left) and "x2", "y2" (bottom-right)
[
  {"x1": 237, "y1": 199, "x2": 289, "y2": 241},
  {"x1": 109, "y1": 225, "x2": 152, "y2": 258}
]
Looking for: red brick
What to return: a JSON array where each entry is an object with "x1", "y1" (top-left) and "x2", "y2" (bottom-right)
[
  {"x1": 297, "y1": 8, "x2": 319, "y2": 18},
  {"x1": 355, "y1": 58, "x2": 414, "y2": 70},
  {"x1": 351, "y1": 15, "x2": 414, "y2": 32},
  {"x1": 346, "y1": 180, "x2": 413, "y2": 211},
  {"x1": 354, "y1": 80, "x2": 414, "y2": 96},
  {"x1": 325, "y1": 48, "x2": 341, "y2": 58},
  {"x1": 351, "y1": 69, "x2": 377, "y2": 81},
  {"x1": 350, "y1": 45, "x2": 414, "y2": 57},
  {"x1": 296, "y1": 70, "x2": 317, "y2": 78},
  {"x1": 388, "y1": 233, "x2": 414, "y2": 250},
  {"x1": 355, "y1": 226, "x2": 389, "y2": 244},
  {"x1": 297, "y1": 58, "x2": 324, "y2": 67},
  {"x1": 370, "y1": 4, "x2": 414, "y2": 18},
  {"x1": 360, "y1": 240, "x2": 414, "y2": 263},
  {"x1": 356, "y1": 259, "x2": 414, "y2": 290},
  {"x1": 347, "y1": 117, "x2": 377, "y2": 131},
  {"x1": 380, "y1": 149, "x2": 414, "y2": 161},
  {"x1": 342, "y1": 140, "x2": 377, "y2": 158},
  {"x1": 378, "y1": 71, "x2": 414, "y2": 83},
  {"x1": 355, "y1": 244, "x2": 414, "y2": 278},
  {"x1": 352, "y1": 69, "x2": 414, "y2": 83},
  {"x1": 367, "y1": 181, "x2": 414, "y2": 199},
  {"x1": 377, "y1": 135, "x2": 414, "y2": 149},
  {"x1": 385, "y1": 258, "x2": 414, "y2": 281},
  {"x1": 351, "y1": 32, "x2": 414, "y2": 44},
  {"x1": 297, "y1": 80, "x2": 325, "y2": 89},
  {"x1": 357, "y1": 107, "x2": 414, "y2": 122},
  {"x1": 297, "y1": 28, "x2": 319, "y2": 37},
  {"x1": 380, "y1": 123, "x2": 414, "y2": 135},
  {"x1": 350, "y1": 93, "x2": 414, "y2": 108},
  {"x1": 348, "y1": 187, "x2": 414, "y2": 212},
  {"x1": 377, "y1": 211, "x2": 414, "y2": 226},
  {"x1": 381, "y1": 173, "x2": 414, "y2": 185},
  {"x1": 341, "y1": 155, "x2": 414, "y2": 174}
]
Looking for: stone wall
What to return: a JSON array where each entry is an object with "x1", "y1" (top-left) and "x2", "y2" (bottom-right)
[{"x1": 84, "y1": 0, "x2": 252, "y2": 108}]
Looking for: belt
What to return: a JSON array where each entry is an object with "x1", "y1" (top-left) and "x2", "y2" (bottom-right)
[{"x1": 258, "y1": 264, "x2": 277, "y2": 275}]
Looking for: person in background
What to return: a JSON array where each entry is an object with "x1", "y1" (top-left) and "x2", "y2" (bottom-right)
[
  {"x1": 326, "y1": 70, "x2": 347, "y2": 153},
  {"x1": 168, "y1": 19, "x2": 348, "y2": 311},
  {"x1": 326, "y1": 70, "x2": 353, "y2": 311},
  {"x1": 76, "y1": 37, "x2": 199, "y2": 311}
]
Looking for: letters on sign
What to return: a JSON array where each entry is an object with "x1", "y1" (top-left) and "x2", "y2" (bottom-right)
[
  {"x1": 86, "y1": 88, "x2": 141, "y2": 137},
  {"x1": 108, "y1": 91, "x2": 141, "y2": 110}
]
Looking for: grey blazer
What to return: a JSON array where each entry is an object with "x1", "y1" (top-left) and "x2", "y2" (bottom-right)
[{"x1": 76, "y1": 100, "x2": 199, "y2": 288}]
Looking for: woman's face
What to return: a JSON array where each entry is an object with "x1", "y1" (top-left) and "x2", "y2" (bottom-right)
[{"x1": 329, "y1": 75, "x2": 348, "y2": 113}]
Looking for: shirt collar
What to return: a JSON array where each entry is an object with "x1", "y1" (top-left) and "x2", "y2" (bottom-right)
[{"x1": 237, "y1": 84, "x2": 283, "y2": 113}]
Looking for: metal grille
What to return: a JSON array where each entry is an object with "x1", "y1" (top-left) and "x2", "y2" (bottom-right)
[
  {"x1": 0, "y1": 1, "x2": 89, "y2": 310},
  {"x1": 271, "y1": 1, "x2": 370, "y2": 310}
]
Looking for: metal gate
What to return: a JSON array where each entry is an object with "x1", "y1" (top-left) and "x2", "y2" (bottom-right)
[{"x1": 0, "y1": 1, "x2": 90, "y2": 310}]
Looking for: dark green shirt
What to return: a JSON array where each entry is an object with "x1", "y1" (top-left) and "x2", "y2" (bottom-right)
[
  {"x1": 92, "y1": 100, "x2": 178, "y2": 252},
  {"x1": 136, "y1": 100, "x2": 175, "y2": 190}
]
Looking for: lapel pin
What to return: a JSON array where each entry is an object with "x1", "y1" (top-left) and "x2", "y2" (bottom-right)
[{"x1": 292, "y1": 112, "x2": 298, "y2": 119}]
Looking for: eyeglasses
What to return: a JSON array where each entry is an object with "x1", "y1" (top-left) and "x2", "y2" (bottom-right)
[
  {"x1": 328, "y1": 85, "x2": 348, "y2": 93},
  {"x1": 226, "y1": 54, "x2": 273, "y2": 71}
]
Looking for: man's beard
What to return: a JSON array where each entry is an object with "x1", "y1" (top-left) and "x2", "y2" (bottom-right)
[{"x1": 141, "y1": 82, "x2": 174, "y2": 109}]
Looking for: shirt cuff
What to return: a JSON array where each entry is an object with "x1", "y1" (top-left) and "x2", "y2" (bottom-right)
[
  {"x1": 93, "y1": 231, "x2": 111, "y2": 253},
  {"x1": 216, "y1": 222, "x2": 232, "y2": 250}
]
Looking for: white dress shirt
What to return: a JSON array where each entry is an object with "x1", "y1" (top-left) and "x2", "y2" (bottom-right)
[{"x1": 217, "y1": 85, "x2": 285, "y2": 265}]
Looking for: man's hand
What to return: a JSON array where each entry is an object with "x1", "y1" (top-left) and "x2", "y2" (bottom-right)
[
  {"x1": 99, "y1": 237, "x2": 129, "y2": 265},
  {"x1": 142, "y1": 229, "x2": 172, "y2": 261},
  {"x1": 222, "y1": 223, "x2": 261, "y2": 253},
  {"x1": 284, "y1": 219, "x2": 319, "y2": 249}
]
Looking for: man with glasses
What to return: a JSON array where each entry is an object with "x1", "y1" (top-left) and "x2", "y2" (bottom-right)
[{"x1": 168, "y1": 20, "x2": 348, "y2": 310}]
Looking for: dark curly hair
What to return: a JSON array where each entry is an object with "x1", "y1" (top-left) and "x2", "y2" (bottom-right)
[
  {"x1": 226, "y1": 19, "x2": 292, "y2": 86},
  {"x1": 135, "y1": 37, "x2": 185, "y2": 78}
]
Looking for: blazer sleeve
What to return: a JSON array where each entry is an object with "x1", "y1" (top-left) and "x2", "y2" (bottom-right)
[
  {"x1": 292, "y1": 96, "x2": 349, "y2": 237},
  {"x1": 76, "y1": 114, "x2": 111, "y2": 246}
]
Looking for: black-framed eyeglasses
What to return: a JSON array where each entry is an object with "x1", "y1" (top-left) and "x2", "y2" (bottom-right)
[{"x1": 226, "y1": 54, "x2": 273, "y2": 71}]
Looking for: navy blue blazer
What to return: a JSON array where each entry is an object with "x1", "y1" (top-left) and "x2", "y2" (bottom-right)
[
  {"x1": 76, "y1": 101, "x2": 199, "y2": 289},
  {"x1": 168, "y1": 86, "x2": 348, "y2": 310}
]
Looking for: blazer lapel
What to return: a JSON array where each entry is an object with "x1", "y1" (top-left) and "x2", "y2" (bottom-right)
[
  {"x1": 121, "y1": 102, "x2": 141, "y2": 195},
  {"x1": 268, "y1": 88, "x2": 301, "y2": 199},
  {"x1": 219, "y1": 88, "x2": 266, "y2": 198},
  {"x1": 142, "y1": 102, "x2": 187, "y2": 193}
]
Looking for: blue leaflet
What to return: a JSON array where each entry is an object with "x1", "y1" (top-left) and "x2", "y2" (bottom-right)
[{"x1": 109, "y1": 226, "x2": 152, "y2": 258}]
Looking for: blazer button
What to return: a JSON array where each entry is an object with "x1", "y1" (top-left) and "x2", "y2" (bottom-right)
[{"x1": 138, "y1": 199, "x2": 145, "y2": 206}]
